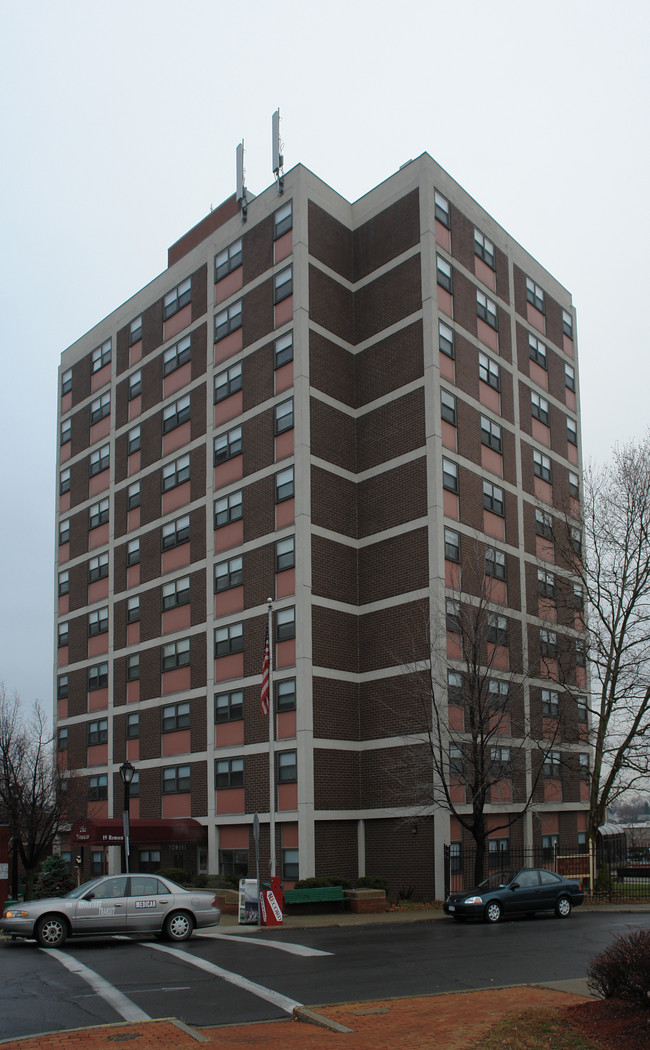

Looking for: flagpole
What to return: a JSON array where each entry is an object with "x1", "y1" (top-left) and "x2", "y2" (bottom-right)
[{"x1": 267, "y1": 597, "x2": 276, "y2": 879}]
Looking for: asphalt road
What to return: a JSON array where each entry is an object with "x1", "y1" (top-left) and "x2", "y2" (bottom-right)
[{"x1": 0, "y1": 912, "x2": 647, "y2": 1041}]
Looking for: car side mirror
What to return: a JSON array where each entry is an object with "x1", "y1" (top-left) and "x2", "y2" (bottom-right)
[
  {"x1": 83, "y1": 892, "x2": 96, "y2": 900},
  {"x1": 510, "y1": 883, "x2": 519, "y2": 891}
]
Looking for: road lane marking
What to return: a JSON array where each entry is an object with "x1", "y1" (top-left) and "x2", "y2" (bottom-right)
[
  {"x1": 43, "y1": 949, "x2": 150, "y2": 1022},
  {"x1": 197, "y1": 931, "x2": 332, "y2": 957},
  {"x1": 146, "y1": 942, "x2": 302, "y2": 1014}
]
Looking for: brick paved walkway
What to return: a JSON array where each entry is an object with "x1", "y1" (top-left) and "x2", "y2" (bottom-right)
[{"x1": 0, "y1": 986, "x2": 591, "y2": 1050}]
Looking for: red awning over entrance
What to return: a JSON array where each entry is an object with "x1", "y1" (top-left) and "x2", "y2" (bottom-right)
[{"x1": 70, "y1": 817, "x2": 206, "y2": 846}]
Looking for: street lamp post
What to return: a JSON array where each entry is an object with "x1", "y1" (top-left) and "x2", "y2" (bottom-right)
[{"x1": 119, "y1": 761, "x2": 135, "y2": 873}]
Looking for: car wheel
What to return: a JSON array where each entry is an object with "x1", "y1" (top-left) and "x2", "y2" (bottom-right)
[
  {"x1": 163, "y1": 910, "x2": 194, "y2": 942},
  {"x1": 35, "y1": 914, "x2": 68, "y2": 948},
  {"x1": 484, "y1": 900, "x2": 503, "y2": 924},
  {"x1": 555, "y1": 895, "x2": 572, "y2": 918}
]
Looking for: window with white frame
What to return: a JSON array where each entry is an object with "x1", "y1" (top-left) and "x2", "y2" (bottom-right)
[
  {"x1": 163, "y1": 277, "x2": 191, "y2": 320},
  {"x1": 434, "y1": 190, "x2": 449, "y2": 227},
  {"x1": 126, "y1": 539, "x2": 140, "y2": 566},
  {"x1": 275, "y1": 399, "x2": 294, "y2": 434},
  {"x1": 488, "y1": 678, "x2": 509, "y2": 708},
  {"x1": 540, "y1": 628, "x2": 557, "y2": 658},
  {"x1": 88, "y1": 607, "x2": 108, "y2": 636},
  {"x1": 92, "y1": 339, "x2": 112, "y2": 373},
  {"x1": 214, "y1": 491, "x2": 242, "y2": 528},
  {"x1": 57, "y1": 674, "x2": 68, "y2": 699},
  {"x1": 276, "y1": 466, "x2": 294, "y2": 502},
  {"x1": 162, "y1": 394, "x2": 191, "y2": 433},
  {"x1": 277, "y1": 678, "x2": 296, "y2": 711},
  {"x1": 126, "y1": 596, "x2": 140, "y2": 623},
  {"x1": 91, "y1": 392, "x2": 111, "y2": 424},
  {"x1": 442, "y1": 458, "x2": 458, "y2": 493},
  {"x1": 479, "y1": 352, "x2": 500, "y2": 389},
  {"x1": 438, "y1": 320, "x2": 454, "y2": 358},
  {"x1": 573, "y1": 583, "x2": 584, "y2": 610},
  {"x1": 565, "y1": 363, "x2": 575, "y2": 391},
  {"x1": 476, "y1": 290, "x2": 498, "y2": 329},
  {"x1": 436, "y1": 255, "x2": 452, "y2": 292},
  {"x1": 444, "y1": 527, "x2": 460, "y2": 562},
  {"x1": 216, "y1": 757, "x2": 244, "y2": 789},
  {"x1": 567, "y1": 418, "x2": 577, "y2": 445},
  {"x1": 487, "y1": 613, "x2": 509, "y2": 647},
  {"x1": 162, "y1": 701, "x2": 190, "y2": 732},
  {"x1": 214, "y1": 426, "x2": 242, "y2": 464},
  {"x1": 127, "y1": 481, "x2": 140, "y2": 510},
  {"x1": 89, "y1": 774, "x2": 108, "y2": 800},
  {"x1": 531, "y1": 391, "x2": 549, "y2": 425},
  {"x1": 61, "y1": 368, "x2": 72, "y2": 395},
  {"x1": 215, "y1": 690, "x2": 244, "y2": 723},
  {"x1": 163, "y1": 335, "x2": 191, "y2": 376},
  {"x1": 535, "y1": 508, "x2": 553, "y2": 538},
  {"x1": 88, "y1": 662, "x2": 108, "y2": 690},
  {"x1": 483, "y1": 480, "x2": 504, "y2": 516},
  {"x1": 474, "y1": 228, "x2": 495, "y2": 268},
  {"x1": 162, "y1": 575, "x2": 190, "y2": 609},
  {"x1": 90, "y1": 444, "x2": 110, "y2": 476},
  {"x1": 214, "y1": 622, "x2": 243, "y2": 657},
  {"x1": 562, "y1": 309, "x2": 573, "y2": 338},
  {"x1": 162, "y1": 452, "x2": 190, "y2": 491},
  {"x1": 162, "y1": 638, "x2": 191, "y2": 671},
  {"x1": 277, "y1": 749, "x2": 297, "y2": 782},
  {"x1": 215, "y1": 238, "x2": 242, "y2": 281},
  {"x1": 127, "y1": 712, "x2": 139, "y2": 738},
  {"x1": 128, "y1": 370, "x2": 141, "y2": 399},
  {"x1": 61, "y1": 417, "x2": 71, "y2": 444},
  {"x1": 533, "y1": 449, "x2": 552, "y2": 483},
  {"x1": 129, "y1": 317, "x2": 142, "y2": 345},
  {"x1": 127, "y1": 654, "x2": 140, "y2": 681},
  {"x1": 214, "y1": 362, "x2": 242, "y2": 403},
  {"x1": 447, "y1": 670, "x2": 463, "y2": 703},
  {"x1": 276, "y1": 606, "x2": 296, "y2": 641},
  {"x1": 214, "y1": 300, "x2": 242, "y2": 341},
  {"x1": 537, "y1": 568, "x2": 555, "y2": 598},
  {"x1": 441, "y1": 389, "x2": 456, "y2": 425},
  {"x1": 275, "y1": 331, "x2": 293, "y2": 368},
  {"x1": 528, "y1": 333, "x2": 547, "y2": 369},
  {"x1": 274, "y1": 200, "x2": 292, "y2": 238},
  {"x1": 89, "y1": 498, "x2": 109, "y2": 530},
  {"x1": 480, "y1": 416, "x2": 502, "y2": 452},
  {"x1": 490, "y1": 745, "x2": 510, "y2": 775},
  {"x1": 58, "y1": 570, "x2": 69, "y2": 595},
  {"x1": 542, "y1": 688, "x2": 560, "y2": 717},
  {"x1": 162, "y1": 513, "x2": 190, "y2": 549},
  {"x1": 60, "y1": 467, "x2": 71, "y2": 494},
  {"x1": 162, "y1": 765, "x2": 191, "y2": 793},
  {"x1": 59, "y1": 519, "x2": 70, "y2": 545},
  {"x1": 88, "y1": 552, "x2": 109, "y2": 582},
  {"x1": 58, "y1": 622, "x2": 69, "y2": 647},
  {"x1": 274, "y1": 266, "x2": 293, "y2": 303},
  {"x1": 445, "y1": 598, "x2": 461, "y2": 633},
  {"x1": 87, "y1": 718, "x2": 108, "y2": 745},
  {"x1": 544, "y1": 751, "x2": 561, "y2": 777},
  {"x1": 485, "y1": 546, "x2": 506, "y2": 580},
  {"x1": 526, "y1": 276, "x2": 545, "y2": 313},
  {"x1": 127, "y1": 425, "x2": 140, "y2": 454},
  {"x1": 214, "y1": 556, "x2": 243, "y2": 592},
  {"x1": 276, "y1": 535, "x2": 295, "y2": 572}
]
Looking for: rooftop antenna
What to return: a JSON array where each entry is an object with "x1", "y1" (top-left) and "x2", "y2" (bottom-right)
[
  {"x1": 236, "y1": 140, "x2": 248, "y2": 222},
  {"x1": 272, "y1": 109, "x2": 284, "y2": 195}
]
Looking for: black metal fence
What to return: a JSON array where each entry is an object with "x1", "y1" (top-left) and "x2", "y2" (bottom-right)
[{"x1": 443, "y1": 842, "x2": 650, "y2": 902}]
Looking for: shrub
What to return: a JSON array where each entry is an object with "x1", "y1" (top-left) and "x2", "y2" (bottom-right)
[
  {"x1": 356, "y1": 875, "x2": 388, "y2": 891},
  {"x1": 594, "y1": 862, "x2": 611, "y2": 893},
  {"x1": 587, "y1": 928, "x2": 650, "y2": 1008},
  {"x1": 155, "y1": 867, "x2": 190, "y2": 886},
  {"x1": 192, "y1": 873, "x2": 239, "y2": 890},
  {"x1": 32, "y1": 855, "x2": 75, "y2": 899},
  {"x1": 294, "y1": 875, "x2": 352, "y2": 889}
]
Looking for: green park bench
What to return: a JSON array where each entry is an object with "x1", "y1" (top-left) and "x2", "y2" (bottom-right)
[{"x1": 282, "y1": 885, "x2": 345, "y2": 908}]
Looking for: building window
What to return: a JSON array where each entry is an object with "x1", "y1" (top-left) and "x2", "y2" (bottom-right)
[
  {"x1": 87, "y1": 718, "x2": 108, "y2": 746},
  {"x1": 215, "y1": 757, "x2": 244, "y2": 789},
  {"x1": 163, "y1": 335, "x2": 191, "y2": 376},
  {"x1": 528, "y1": 334, "x2": 547, "y2": 369},
  {"x1": 575, "y1": 639, "x2": 586, "y2": 667},
  {"x1": 88, "y1": 552, "x2": 109, "y2": 582},
  {"x1": 567, "y1": 418, "x2": 578, "y2": 446},
  {"x1": 58, "y1": 622, "x2": 69, "y2": 647},
  {"x1": 126, "y1": 539, "x2": 140, "y2": 566},
  {"x1": 474, "y1": 228, "x2": 495, "y2": 268},
  {"x1": 215, "y1": 690, "x2": 244, "y2": 723},
  {"x1": 478, "y1": 352, "x2": 500, "y2": 390},
  {"x1": 442, "y1": 458, "x2": 458, "y2": 493},
  {"x1": 88, "y1": 662, "x2": 108, "y2": 691},
  {"x1": 441, "y1": 390, "x2": 456, "y2": 425},
  {"x1": 126, "y1": 426, "x2": 140, "y2": 455},
  {"x1": 275, "y1": 399, "x2": 294, "y2": 435},
  {"x1": 214, "y1": 556, "x2": 243, "y2": 592},
  {"x1": 61, "y1": 417, "x2": 71, "y2": 445},
  {"x1": 163, "y1": 277, "x2": 191, "y2": 321},
  {"x1": 276, "y1": 536, "x2": 295, "y2": 572},
  {"x1": 283, "y1": 848, "x2": 299, "y2": 881},
  {"x1": 214, "y1": 300, "x2": 242, "y2": 341},
  {"x1": 571, "y1": 527, "x2": 582, "y2": 555},
  {"x1": 215, "y1": 622, "x2": 243, "y2": 657},
  {"x1": 162, "y1": 513, "x2": 190, "y2": 550},
  {"x1": 535, "y1": 508, "x2": 553, "y2": 539},
  {"x1": 485, "y1": 546, "x2": 506, "y2": 580},
  {"x1": 542, "y1": 689, "x2": 560, "y2": 717},
  {"x1": 447, "y1": 670, "x2": 463, "y2": 703},
  {"x1": 162, "y1": 575, "x2": 190, "y2": 610},
  {"x1": 490, "y1": 746, "x2": 510, "y2": 776},
  {"x1": 483, "y1": 481, "x2": 504, "y2": 516},
  {"x1": 488, "y1": 839, "x2": 510, "y2": 867},
  {"x1": 274, "y1": 200, "x2": 292, "y2": 238},
  {"x1": 59, "y1": 519, "x2": 70, "y2": 545},
  {"x1": 577, "y1": 697, "x2": 588, "y2": 722},
  {"x1": 214, "y1": 362, "x2": 242, "y2": 403},
  {"x1": 487, "y1": 613, "x2": 509, "y2": 647},
  {"x1": 278, "y1": 750, "x2": 297, "y2": 783},
  {"x1": 214, "y1": 491, "x2": 242, "y2": 528},
  {"x1": 58, "y1": 570, "x2": 69, "y2": 596},
  {"x1": 569, "y1": 471, "x2": 579, "y2": 499},
  {"x1": 277, "y1": 678, "x2": 296, "y2": 712},
  {"x1": 277, "y1": 606, "x2": 296, "y2": 642},
  {"x1": 434, "y1": 190, "x2": 449, "y2": 227},
  {"x1": 128, "y1": 371, "x2": 141, "y2": 399},
  {"x1": 162, "y1": 765, "x2": 191, "y2": 793},
  {"x1": 57, "y1": 674, "x2": 69, "y2": 700},
  {"x1": 565, "y1": 363, "x2": 575, "y2": 391},
  {"x1": 436, "y1": 255, "x2": 453, "y2": 292},
  {"x1": 540, "y1": 628, "x2": 557, "y2": 658},
  {"x1": 531, "y1": 392, "x2": 549, "y2": 425},
  {"x1": 162, "y1": 452, "x2": 190, "y2": 491},
  {"x1": 92, "y1": 339, "x2": 112, "y2": 373},
  {"x1": 127, "y1": 654, "x2": 140, "y2": 681},
  {"x1": 88, "y1": 607, "x2": 109, "y2": 636},
  {"x1": 477, "y1": 290, "x2": 498, "y2": 329},
  {"x1": 90, "y1": 444, "x2": 110, "y2": 477},
  {"x1": 275, "y1": 331, "x2": 293, "y2": 368},
  {"x1": 57, "y1": 727, "x2": 68, "y2": 750},
  {"x1": 537, "y1": 569, "x2": 555, "y2": 598},
  {"x1": 445, "y1": 598, "x2": 461, "y2": 633},
  {"x1": 127, "y1": 482, "x2": 140, "y2": 510},
  {"x1": 214, "y1": 427, "x2": 242, "y2": 465},
  {"x1": 89, "y1": 498, "x2": 109, "y2": 530},
  {"x1": 126, "y1": 596, "x2": 140, "y2": 623},
  {"x1": 59, "y1": 467, "x2": 71, "y2": 495},
  {"x1": 480, "y1": 416, "x2": 502, "y2": 453},
  {"x1": 215, "y1": 238, "x2": 242, "y2": 281},
  {"x1": 276, "y1": 466, "x2": 294, "y2": 502},
  {"x1": 274, "y1": 266, "x2": 293, "y2": 303},
  {"x1": 562, "y1": 309, "x2": 573, "y2": 338},
  {"x1": 62, "y1": 368, "x2": 72, "y2": 395},
  {"x1": 162, "y1": 701, "x2": 191, "y2": 733},
  {"x1": 162, "y1": 394, "x2": 191, "y2": 433},
  {"x1": 526, "y1": 277, "x2": 545, "y2": 313},
  {"x1": 444, "y1": 528, "x2": 460, "y2": 562},
  {"x1": 162, "y1": 638, "x2": 191, "y2": 671},
  {"x1": 129, "y1": 771, "x2": 140, "y2": 798},
  {"x1": 573, "y1": 583, "x2": 584, "y2": 610},
  {"x1": 533, "y1": 450, "x2": 552, "y2": 483},
  {"x1": 544, "y1": 751, "x2": 561, "y2": 778},
  {"x1": 89, "y1": 774, "x2": 108, "y2": 801},
  {"x1": 129, "y1": 317, "x2": 142, "y2": 345},
  {"x1": 449, "y1": 744, "x2": 464, "y2": 777},
  {"x1": 438, "y1": 320, "x2": 454, "y2": 358},
  {"x1": 91, "y1": 392, "x2": 111, "y2": 424},
  {"x1": 139, "y1": 849, "x2": 161, "y2": 872},
  {"x1": 488, "y1": 679, "x2": 509, "y2": 708}
]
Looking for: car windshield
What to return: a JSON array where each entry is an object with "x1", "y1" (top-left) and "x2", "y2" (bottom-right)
[
  {"x1": 65, "y1": 878, "x2": 104, "y2": 899},
  {"x1": 478, "y1": 870, "x2": 518, "y2": 891}
]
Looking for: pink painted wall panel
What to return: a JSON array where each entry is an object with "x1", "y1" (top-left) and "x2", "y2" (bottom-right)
[
  {"x1": 277, "y1": 710, "x2": 296, "y2": 740},
  {"x1": 128, "y1": 507, "x2": 141, "y2": 531},
  {"x1": 216, "y1": 787, "x2": 245, "y2": 814},
  {"x1": 163, "y1": 421, "x2": 191, "y2": 456},
  {"x1": 276, "y1": 498, "x2": 294, "y2": 529},
  {"x1": 90, "y1": 416, "x2": 111, "y2": 442},
  {"x1": 58, "y1": 647, "x2": 68, "y2": 667},
  {"x1": 91, "y1": 363, "x2": 111, "y2": 393},
  {"x1": 89, "y1": 578, "x2": 109, "y2": 603},
  {"x1": 527, "y1": 303, "x2": 545, "y2": 334},
  {"x1": 58, "y1": 594, "x2": 69, "y2": 615},
  {"x1": 443, "y1": 490, "x2": 459, "y2": 520},
  {"x1": 215, "y1": 721, "x2": 244, "y2": 748},
  {"x1": 563, "y1": 335, "x2": 574, "y2": 358},
  {"x1": 282, "y1": 822, "x2": 299, "y2": 848},
  {"x1": 127, "y1": 680, "x2": 140, "y2": 703},
  {"x1": 164, "y1": 362, "x2": 192, "y2": 398},
  {"x1": 214, "y1": 329, "x2": 242, "y2": 365},
  {"x1": 275, "y1": 430, "x2": 294, "y2": 461},
  {"x1": 441, "y1": 420, "x2": 457, "y2": 451},
  {"x1": 214, "y1": 521, "x2": 243, "y2": 553},
  {"x1": 487, "y1": 643, "x2": 509, "y2": 671},
  {"x1": 481, "y1": 446, "x2": 503, "y2": 476},
  {"x1": 544, "y1": 779, "x2": 562, "y2": 803},
  {"x1": 490, "y1": 780, "x2": 513, "y2": 803},
  {"x1": 568, "y1": 443, "x2": 578, "y2": 465},
  {"x1": 162, "y1": 605, "x2": 191, "y2": 634},
  {"x1": 276, "y1": 568, "x2": 295, "y2": 599},
  {"x1": 532, "y1": 419, "x2": 550, "y2": 447},
  {"x1": 566, "y1": 389, "x2": 576, "y2": 412},
  {"x1": 530, "y1": 361, "x2": 548, "y2": 390},
  {"x1": 215, "y1": 391, "x2": 243, "y2": 426},
  {"x1": 164, "y1": 303, "x2": 191, "y2": 341},
  {"x1": 58, "y1": 698, "x2": 68, "y2": 719},
  {"x1": 474, "y1": 257, "x2": 496, "y2": 291},
  {"x1": 479, "y1": 382, "x2": 500, "y2": 412},
  {"x1": 161, "y1": 667, "x2": 191, "y2": 695},
  {"x1": 534, "y1": 477, "x2": 553, "y2": 504},
  {"x1": 215, "y1": 653, "x2": 244, "y2": 682},
  {"x1": 214, "y1": 458, "x2": 243, "y2": 490},
  {"x1": 215, "y1": 587, "x2": 244, "y2": 617},
  {"x1": 215, "y1": 268, "x2": 243, "y2": 305},
  {"x1": 163, "y1": 544, "x2": 191, "y2": 573},
  {"x1": 88, "y1": 634, "x2": 108, "y2": 657},
  {"x1": 129, "y1": 395, "x2": 142, "y2": 420},
  {"x1": 60, "y1": 492, "x2": 71, "y2": 513},
  {"x1": 90, "y1": 472, "x2": 109, "y2": 497},
  {"x1": 59, "y1": 543, "x2": 70, "y2": 563},
  {"x1": 538, "y1": 597, "x2": 556, "y2": 622},
  {"x1": 61, "y1": 392, "x2": 72, "y2": 413},
  {"x1": 89, "y1": 801, "x2": 109, "y2": 819},
  {"x1": 437, "y1": 288, "x2": 453, "y2": 318},
  {"x1": 275, "y1": 361, "x2": 293, "y2": 394},
  {"x1": 89, "y1": 523, "x2": 110, "y2": 550},
  {"x1": 60, "y1": 443, "x2": 71, "y2": 464},
  {"x1": 127, "y1": 739, "x2": 139, "y2": 762},
  {"x1": 274, "y1": 230, "x2": 292, "y2": 263},
  {"x1": 435, "y1": 221, "x2": 450, "y2": 250},
  {"x1": 162, "y1": 793, "x2": 191, "y2": 818},
  {"x1": 129, "y1": 342, "x2": 142, "y2": 366},
  {"x1": 541, "y1": 812, "x2": 559, "y2": 834},
  {"x1": 485, "y1": 578, "x2": 507, "y2": 605},
  {"x1": 127, "y1": 564, "x2": 140, "y2": 588},
  {"x1": 535, "y1": 536, "x2": 554, "y2": 562},
  {"x1": 439, "y1": 352, "x2": 455, "y2": 382},
  {"x1": 274, "y1": 295, "x2": 293, "y2": 328},
  {"x1": 277, "y1": 638, "x2": 296, "y2": 669},
  {"x1": 220, "y1": 825, "x2": 249, "y2": 848},
  {"x1": 88, "y1": 688, "x2": 108, "y2": 712},
  {"x1": 162, "y1": 729, "x2": 191, "y2": 756},
  {"x1": 445, "y1": 562, "x2": 460, "y2": 589},
  {"x1": 128, "y1": 451, "x2": 141, "y2": 476},
  {"x1": 278, "y1": 783, "x2": 297, "y2": 811},
  {"x1": 162, "y1": 481, "x2": 191, "y2": 514},
  {"x1": 87, "y1": 744, "x2": 108, "y2": 766},
  {"x1": 446, "y1": 634, "x2": 461, "y2": 659},
  {"x1": 477, "y1": 318, "x2": 498, "y2": 352}
]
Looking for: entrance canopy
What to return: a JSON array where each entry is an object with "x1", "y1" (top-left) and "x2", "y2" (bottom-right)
[{"x1": 70, "y1": 817, "x2": 206, "y2": 846}]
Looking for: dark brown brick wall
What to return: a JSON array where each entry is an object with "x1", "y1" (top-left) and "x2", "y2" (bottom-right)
[
  {"x1": 357, "y1": 388, "x2": 425, "y2": 472},
  {"x1": 354, "y1": 255, "x2": 421, "y2": 344},
  {"x1": 312, "y1": 606, "x2": 358, "y2": 673},
  {"x1": 360, "y1": 598, "x2": 429, "y2": 672},
  {"x1": 358, "y1": 458, "x2": 427, "y2": 538},
  {"x1": 311, "y1": 465, "x2": 357, "y2": 537},
  {"x1": 243, "y1": 213, "x2": 274, "y2": 284},
  {"x1": 308, "y1": 202, "x2": 354, "y2": 281},
  {"x1": 313, "y1": 676, "x2": 359, "y2": 739},
  {"x1": 314, "y1": 820, "x2": 359, "y2": 881},
  {"x1": 310, "y1": 398, "x2": 356, "y2": 472},
  {"x1": 314, "y1": 749, "x2": 360, "y2": 809},
  {"x1": 356, "y1": 321, "x2": 424, "y2": 406},
  {"x1": 353, "y1": 189, "x2": 420, "y2": 280},
  {"x1": 364, "y1": 815, "x2": 436, "y2": 899},
  {"x1": 312, "y1": 536, "x2": 357, "y2": 604},
  {"x1": 358, "y1": 529, "x2": 428, "y2": 604},
  {"x1": 309, "y1": 266, "x2": 354, "y2": 343},
  {"x1": 309, "y1": 331, "x2": 356, "y2": 407}
]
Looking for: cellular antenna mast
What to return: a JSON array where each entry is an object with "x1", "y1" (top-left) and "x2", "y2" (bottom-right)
[
  {"x1": 272, "y1": 109, "x2": 284, "y2": 195},
  {"x1": 236, "y1": 140, "x2": 248, "y2": 222}
]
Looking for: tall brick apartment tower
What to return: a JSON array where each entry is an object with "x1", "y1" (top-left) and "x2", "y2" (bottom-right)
[{"x1": 55, "y1": 154, "x2": 588, "y2": 897}]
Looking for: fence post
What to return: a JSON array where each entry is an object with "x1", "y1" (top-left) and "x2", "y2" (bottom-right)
[{"x1": 443, "y1": 844, "x2": 450, "y2": 900}]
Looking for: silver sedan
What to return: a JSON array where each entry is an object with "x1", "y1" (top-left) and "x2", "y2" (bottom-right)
[{"x1": 1, "y1": 873, "x2": 221, "y2": 947}]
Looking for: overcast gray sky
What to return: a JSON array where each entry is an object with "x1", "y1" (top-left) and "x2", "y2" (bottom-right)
[{"x1": 1, "y1": 0, "x2": 648, "y2": 709}]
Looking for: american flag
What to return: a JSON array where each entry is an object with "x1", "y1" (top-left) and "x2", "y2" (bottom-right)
[{"x1": 260, "y1": 627, "x2": 270, "y2": 716}]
